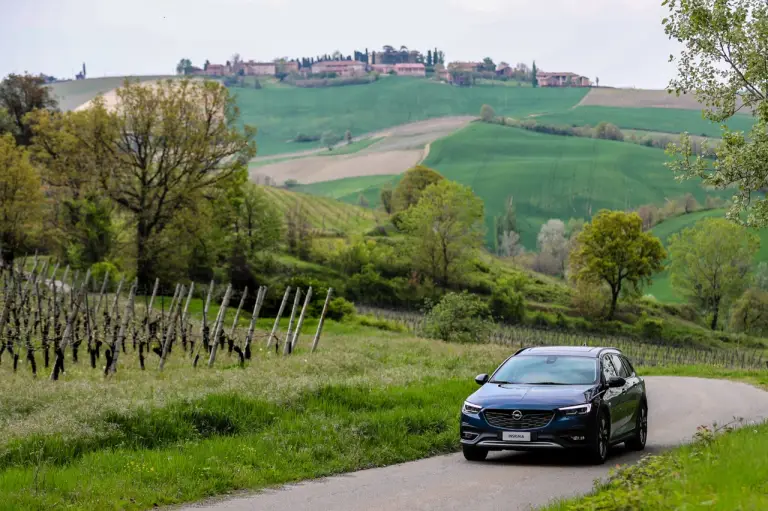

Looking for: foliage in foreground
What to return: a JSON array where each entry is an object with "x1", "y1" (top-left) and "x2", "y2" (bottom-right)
[{"x1": 544, "y1": 418, "x2": 768, "y2": 511}]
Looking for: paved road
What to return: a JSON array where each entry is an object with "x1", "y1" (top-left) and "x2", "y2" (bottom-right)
[{"x1": 178, "y1": 377, "x2": 768, "y2": 511}]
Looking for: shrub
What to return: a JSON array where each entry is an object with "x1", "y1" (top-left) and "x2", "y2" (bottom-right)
[
  {"x1": 324, "y1": 297, "x2": 356, "y2": 321},
  {"x1": 293, "y1": 133, "x2": 321, "y2": 143},
  {"x1": 489, "y1": 285, "x2": 525, "y2": 324},
  {"x1": 572, "y1": 281, "x2": 608, "y2": 319},
  {"x1": 89, "y1": 261, "x2": 121, "y2": 292},
  {"x1": 423, "y1": 292, "x2": 494, "y2": 343},
  {"x1": 594, "y1": 122, "x2": 624, "y2": 141},
  {"x1": 637, "y1": 314, "x2": 664, "y2": 340},
  {"x1": 284, "y1": 179, "x2": 299, "y2": 188},
  {"x1": 729, "y1": 288, "x2": 768, "y2": 336},
  {"x1": 480, "y1": 104, "x2": 496, "y2": 122}
]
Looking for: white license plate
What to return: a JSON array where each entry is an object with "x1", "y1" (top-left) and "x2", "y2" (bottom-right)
[{"x1": 502, "y1": 431, "x2": 531, "y2": 442}]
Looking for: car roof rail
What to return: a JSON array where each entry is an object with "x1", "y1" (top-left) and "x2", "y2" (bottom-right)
[
  {"x1": 597, "y1": 347, "x2": 621, "y2": 356},
  {"x1": 513, "y1": 346, "x2": 532, "y2": 356}
]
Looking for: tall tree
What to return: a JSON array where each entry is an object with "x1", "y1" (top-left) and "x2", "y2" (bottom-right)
[
  {"x1": 391, "y1": 165, "x2": 444, "y2": 213},
  {"x1": 664, "y1": 0, "x2": 768, "y2": 226},
  {"x1": 427, "y1": 50, "x2": 433, "y2": 67},
  {"x1": 401, "y1": 180, "x2": 485, "y2": 287},
  {"x1": 531, "y1": 61, "x2": 538, "y2": 88},
  {"x1": 176, "y1": 58, "x2": 193, "y2": 75},
  {"x1": 0, "y1": 73, "x2": 58, "y2": 146},
  {"x1": 0, "y1": 133, "x2": 44, "y2": 264},
  {"x1": 68, "y1": 78, "x2": 256, "y2": 287},
  {"x1": 569, "y1": 210, "x2": 666, "y2": 319},
  {"x1": 668, "y1": 217, "x2": 759, "y2": 330},
  {"x1": 495, "y1": 195, "x2": 516, "y2": 254},
  {"x1": 537, "y1": 219, "x2": 569, "y2": 276}
]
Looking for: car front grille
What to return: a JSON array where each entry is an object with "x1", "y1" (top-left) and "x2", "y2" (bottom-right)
[{"x1": 484, "y1": 409, "x2": 554, "y2": 430}]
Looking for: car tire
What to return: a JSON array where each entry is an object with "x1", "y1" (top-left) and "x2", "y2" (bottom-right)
[
  {"x1": 462, "y1": 444, "x2": 488, "y2": 461},
  {"x1": 625, "y1": 402, "x2": 648, "y2": 451},
  {"x1": 589, "y1": 410, "x2": 610, "y2": 465}
]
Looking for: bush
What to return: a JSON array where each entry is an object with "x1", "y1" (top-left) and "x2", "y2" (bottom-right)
[
  {"x1": 423, "y1": 292, "x2": 494, "y2": 343},
  {"x1": 594, "y1": 122, "x2": 624, "y2": 141},
  {"x1": 284, "y1": 179, "x2": 299, "y2": 188},
  {"x1": 324, "y1": 297, "x2": 356, "y2": 321},
  {"x1": 294, "y1": 133, "x2": 321, "y2": 143},
  {"x1": 637, "y1": 314, "x2": 664, "y2": 340},
  {"x1": 480, "y1": 104, "x2": 496, "y2": 122},
  {"x1": 489, "y1": 285, "x2": 525, "y2": 324},
  {"x1": 89, "y1": 261, "x2": 122, "y2": 292},
  {"x1": 572, "y1": 281, "x2": 608, "y2": 319}
]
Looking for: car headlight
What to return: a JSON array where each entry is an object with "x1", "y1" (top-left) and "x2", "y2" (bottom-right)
[
  {"x1": 462, "y1": 401, "x2": 482, "y2": 415},
  {"x1": 559, "y1": 403, "x2": 592, "y2": 416}
]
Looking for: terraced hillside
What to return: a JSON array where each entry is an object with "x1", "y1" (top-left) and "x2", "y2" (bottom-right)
[
  {"x1": 307, "y1": 123, "x2": 731, "y2": 248},
  {"x1": 259, "y1": 186, "x2": 380, "y2": 235},
  {"x1": 646, "y1": 210, "x2": 768, "y2": 302},
  {"x1": 533, "y1": 106, "x2": 755, "y2": 138}
]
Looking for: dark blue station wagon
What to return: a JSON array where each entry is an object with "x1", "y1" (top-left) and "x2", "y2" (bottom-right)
[{"x1": 460, "y1": 346, "x2": 647, "y2": 464}]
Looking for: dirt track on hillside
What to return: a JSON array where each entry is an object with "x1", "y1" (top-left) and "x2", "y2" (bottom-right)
[
  {"x1": 251, "y1": 116, "x2": 474, "y2": 185},
  {"x1": 579, "y1": 87, "x2": 707, "y2": 110}
]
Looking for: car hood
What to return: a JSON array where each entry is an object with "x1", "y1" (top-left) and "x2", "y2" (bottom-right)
[{"x1": 467, "y1": 383, "x2": 598, "y2": 409}]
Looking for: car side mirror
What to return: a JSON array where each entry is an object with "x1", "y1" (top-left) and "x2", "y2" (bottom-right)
[
  {"x1": 607, "y1": 376, "x2": 626, "y2": 388},
  {"x1": 475, "y1": 374, "x2": 489, "y2": 386}
]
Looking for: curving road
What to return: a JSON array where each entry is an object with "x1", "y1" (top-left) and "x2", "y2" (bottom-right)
[{"x1": 178, "y1": 377, "x2": 768, "y2": 511}]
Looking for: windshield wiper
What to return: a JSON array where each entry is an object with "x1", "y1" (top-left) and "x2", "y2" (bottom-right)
[
  {"x1": 527, "y1": 382, "x2": 567, "y2": 385},
  {"x1": 489, "y1": 380, "x2": 515, "y2": 384}
]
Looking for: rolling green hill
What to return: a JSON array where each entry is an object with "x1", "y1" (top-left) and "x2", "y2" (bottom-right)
[
  {"x1": 300, "y1": 123, "x2": 731, "y2": 248},
  {"x1": 533, "y1": 106, "x2": 755, "y2": 138},
  {"x1": 646, "y1": 210, "x2": 768, "y2": 302},
  {"x1": 47, "y1": 76, "x2": 175, "y2": 111},
  {"x1": 232, "y1": 77, "x2": 589, "y2": 155}
]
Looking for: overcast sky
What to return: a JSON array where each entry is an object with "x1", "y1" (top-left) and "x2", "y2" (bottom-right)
[{"x1": 2, "y1": 0, "x2": 679, "y2": 89}]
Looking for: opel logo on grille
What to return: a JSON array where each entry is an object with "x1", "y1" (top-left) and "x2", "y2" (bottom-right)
[{"x1": 512, "y1": 410, "x2": 523, "y2": 420}]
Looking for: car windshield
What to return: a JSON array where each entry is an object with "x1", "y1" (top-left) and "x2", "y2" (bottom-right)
[{"x1": 490, "y1": 355, "x2": 598, "y2": 385}]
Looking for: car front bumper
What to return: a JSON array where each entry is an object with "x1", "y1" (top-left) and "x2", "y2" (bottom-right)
[{"x1": 460, "y1": 409, "x2": 597, "y2": 451}]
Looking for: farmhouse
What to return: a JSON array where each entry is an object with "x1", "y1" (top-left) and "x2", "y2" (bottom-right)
[
  {"x1": 495, "y1": 64, "x2": 515, "y2": 77},
  {"x1": 203, "y1": 64, "x2": 230, "y2": 76},
  {"x1": 281, "y1": 61, "x2": 300, "y2": 73},
  {"x1": 537, "y1": 72, "x2": 591, "y2": 87},
  {"x1": 311, "y1": 60, "x2": 366, "y2": 76},
  {"x1": 371, "y1": 64, "x2": 396, "y2": 74},
  {"x1": 448, "y1": 61, "x2": 482, "y2": 72},
  {"x1": 394, "y1": 63, "x2": 426, "y2": 77},
  {"x1": 245, "y1": 61, "x2": 277, "y2": 76}
]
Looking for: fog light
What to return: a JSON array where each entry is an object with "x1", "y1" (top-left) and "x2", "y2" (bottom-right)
[
  {"x1": 462, "y1": 431, "x2": 479, "y2": 440},
  {"x1": 570, "y1": 435, "x2": 586, "y2": 441}
]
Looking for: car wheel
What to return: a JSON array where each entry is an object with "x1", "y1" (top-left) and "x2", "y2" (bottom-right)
[
  {"x1": 625, "y1": 402, "x2": 648, "y2": 451},
  {"x1": 462, "y1": 444, "x2": 488, "y2": 461},
  {"x1": 589, "y1": 411, "x2": 610, "y2": 464}
]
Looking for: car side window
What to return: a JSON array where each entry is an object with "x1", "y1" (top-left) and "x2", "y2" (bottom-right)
[
  {"x1": 620, "y1": 356, "x2": 636, "y2": 377},
  {"x1": 602, "y1": 355, "x2": 618, "y2": 381},
  {"x1": 610, "y1": 354, "x2": 630, "y2": 378}
]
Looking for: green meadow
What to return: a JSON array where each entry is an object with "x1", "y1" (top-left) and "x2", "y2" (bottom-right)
[{"x1": 533, "y1": 105, "x2": 755, "y2": 138}]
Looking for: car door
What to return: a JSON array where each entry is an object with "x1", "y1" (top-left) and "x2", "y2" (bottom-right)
[
  {"x1": 600, "y1": 354, "x2": 626, "y2": 441},
  {"x1": 617, "y1": 355, "x2": 644, "y2": 431},
  {"x1": 609, "y1": 354, "x2": 636, "y2": 436}
]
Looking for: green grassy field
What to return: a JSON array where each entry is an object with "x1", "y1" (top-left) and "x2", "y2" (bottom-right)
[
  {"x1": 645, "y1": 210, "x2": 768, "y2": 302},
  {"x1": 47, "y1": 76, "x2": 176, "y2": 111},
  {"x1": 259, "y1": 185, "x2": 381, "y2": 234},
  {"x1": 233, "y1": 77, "x2": 589, "y2": 155},
  {"x1": 295, "y1": 174, "x2": 399, "y2": 201},
  {"x1": 534, "y1": 106, "x2": 755, "y2": 138},
  {"x1": 367, "y1": 123, "x2": 727, "y2": 248}
]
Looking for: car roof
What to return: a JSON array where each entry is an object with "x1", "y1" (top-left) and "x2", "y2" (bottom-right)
[{"x1": 514, "y1": 346, "x2": 621, "y2": 358}]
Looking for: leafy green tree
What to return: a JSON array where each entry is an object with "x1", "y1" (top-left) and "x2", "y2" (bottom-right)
[
  {"x1": 668, "y1": 217, "x2": 759, "y2": 330},
  {"x1": 495, "y1": 195, "x2": 516, "y2": 255},
  {"x1": 729, "y1": 288, "x2": 768, "y2": 336},
  {"x1": 482, "y1": 57, "x2": 496, "y2": 72},
  {"x1": 480, "y1": 104, "x2": 496, "y2": 122},
  {"x1": 532, "y1": 61, "x2": 538, "y2": 88},
  {"x1": 391, "y1": 165, "x2": 444, "y2": 213},
  {"x1": 0, "y1": 73, "x2": 58, "y2": 146},
  {"x1": 233, "y1": 183, "x2": 283, "y2": 256},
  {"x1": 380, "y1": 188, "x2": 393, "y2": 214},
  {"x1": 0, "y1": 133, "x2": 44, "y2": 264},
  {"x1": 400, "y1": 180, "x2": 485, "y2": 287},
  {"x1": 176, "y1": 58, "x2": 193, "y2": 75},
  {"x1": 68, "y1": 78, "x2": 256, "y2": 287},
  {"x1": 321, "y1": 130, "x2": 341, "y2": 150},
  {"x1": 664, "y1": 0, "x2": 768, "y2": 226},
  {"x1": 569, "y1": 210, "x2": 666, "y2": 319},
  {"x1": 754, "y1": 262, "x2": 768, "y2": 291},
  {"x1": 0, "y1": 107, "x2": 16, "y2": 137}
]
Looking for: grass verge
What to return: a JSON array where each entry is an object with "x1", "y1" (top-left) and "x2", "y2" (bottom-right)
[{"x1": 543, "y1": 420, "x2": 768, "y2": 510}]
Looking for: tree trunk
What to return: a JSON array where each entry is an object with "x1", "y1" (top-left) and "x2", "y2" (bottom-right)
[
  {"x1": 711, "y1": 296, "x2": 721, "y2": 330},
  {"x1": 608, "y1": 284, "x2": 620, "y2": 320},
  {"x1": 136, "y1": 222, "x2": 153, "y2": 289},
  {"x1": 0, "y1": 239, "x2": 14, "y2": 268}
]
